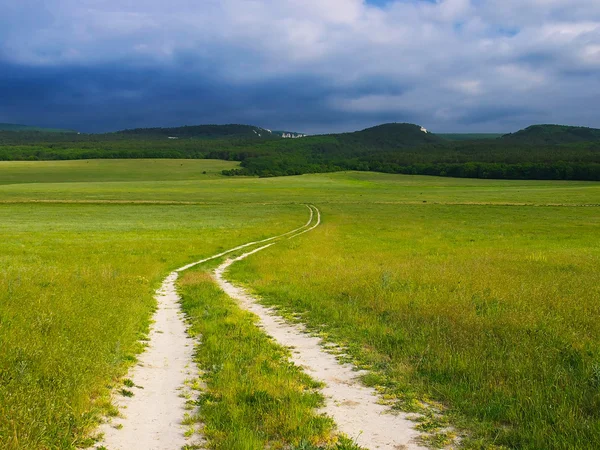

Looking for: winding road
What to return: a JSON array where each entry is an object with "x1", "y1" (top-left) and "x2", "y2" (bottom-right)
[{"x1": 96, "y1": 205, "x2": 424, "y2": 450}]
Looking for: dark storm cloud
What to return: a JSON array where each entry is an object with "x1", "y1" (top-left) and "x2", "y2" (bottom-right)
[
  {"x1": 1, "y1": 0, "x2": 600, "y2": 133},
  {"x1": 0, "y1": 60, "x2": 351, "y2": 132}
]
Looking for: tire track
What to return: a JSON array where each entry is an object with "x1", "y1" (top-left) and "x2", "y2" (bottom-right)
[
  {"x1": 214, "y1": 205, "x2": 426, "y2": 450},
  {"x1": 95, "y1": 206, "x2": 315, "y2": 449}
]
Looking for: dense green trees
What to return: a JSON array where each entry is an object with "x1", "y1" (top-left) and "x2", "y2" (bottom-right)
[
  {"x1": 502, "y1": 124, "x2": 600, "y2": 145},
  {"x1": 2, "y1": 123, "x2": 600, "y2": 181}
]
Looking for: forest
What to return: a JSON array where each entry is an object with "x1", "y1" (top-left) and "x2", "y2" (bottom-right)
[{"x1": 1, "y1": 123, "x2": 599, "y2": 181}]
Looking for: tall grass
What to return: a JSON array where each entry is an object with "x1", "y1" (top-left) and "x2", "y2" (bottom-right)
[
  {"x1": 178, "y1": 271, "x2": 340, "y2": 450},
  {"x1": 0, "y1": 159, "x2": 238, "y2": 185},
  {"x1": 0, "y1": 202, "x2": 304, "y2": 449},
  {"x1": 230, "y1": 203, "x2": 600, "y2": 449},
  {"x1": 1, "y1": 161, "x2": 599, "y2": 449},
  {"x1": 1, "y1": 167, "x2": 599, "y2": 206}
]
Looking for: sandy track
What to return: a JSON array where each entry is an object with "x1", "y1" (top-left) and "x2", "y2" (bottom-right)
[
  {"x1": 97, "y1": 204, "x2": 424, "y2": 449},
  {"x1": 97, "y1": 273, "x2": 200, "y2": 449},
  {"x1": 96, "y1": 206, "x2": 316, "y2": 450},
  {"x1": 214, "y1": 205, "x2": 426, "y2": 450}
]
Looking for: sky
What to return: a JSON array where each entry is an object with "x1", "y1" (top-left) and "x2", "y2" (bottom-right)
[{"x1": 0, "y1": 0, "x2": 599, "y2": 134}]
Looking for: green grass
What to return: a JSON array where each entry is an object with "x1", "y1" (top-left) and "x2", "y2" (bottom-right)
[
  {"x1": 178, "y1": 270, "x2": 340, "y2": 450},
  {"x1": 0, "y1": 159, "x2": 239, "y2": 185},
  {"x1": 1, "y1": 170, "x2": 598, "y2": 205},
  {"x1": 175, "y1": 210, "x2": 363, "y2": 449},
  {"x1": 229, "y1": 202, "x2": 600, "y2": 449},
  {"x1": 1, "y1": 159, "x2": 599, "y2": 449},
  {"x1": 0, "y1": 199, "x2": 305, "y2": 449}
]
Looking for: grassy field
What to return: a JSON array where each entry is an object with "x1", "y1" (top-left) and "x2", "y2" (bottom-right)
[
  {"x1": 230, "y1": 203, "x2": 600, "y2": 449},
  {"x1": 1, "y1": 164, "x2": 598, "y2": 206},
  {"x1": 178, "y1": 270, "x2": 345, "y2": 450},
  {"x1": 0, "y1": 199, "x2": 306, "y2": 448},
  {"x1": 1, "y1": 159, "x2": 599, "y2": 449},
  {"x1": 0, "y1": 159, "x2": 239, "y2": 185}
]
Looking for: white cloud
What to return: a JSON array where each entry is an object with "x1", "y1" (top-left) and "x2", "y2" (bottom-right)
[
  {"x1": 581, "y1": 44, "x2": 600, "y2": 65},
  {"x1": 452, "y1": 80, "x2": 484, "y2": 96}
]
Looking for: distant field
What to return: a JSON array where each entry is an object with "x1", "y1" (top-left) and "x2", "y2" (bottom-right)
[
  {"x1": 1, "y1": 160, "x2": 599, "y2": 449},
  {"x1": 0, "y1": 162, "x2": 598, "y2": 205},
  {"x1": 0, "y1": 159, "x2": 239, "y2": 185}
]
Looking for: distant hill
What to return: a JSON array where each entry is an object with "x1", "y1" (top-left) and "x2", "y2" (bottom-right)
[
  {"x1": 0, "y1": 123, "x2": 77, "y2": 133},
  {"x1": 115, "y1": 124, "x2": 278, "y2": 140},
  {"x1": 338, "y1": 123, "x2": 443, "y2": 149},
  {"x1": 502, "y1": 125, "x2": 600, "y2": 145},
  {"x1": 2, "y1": 120, "x2": 599, "y2": 182}
]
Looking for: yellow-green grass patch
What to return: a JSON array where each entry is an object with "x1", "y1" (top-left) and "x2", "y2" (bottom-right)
[
  {"x1": 230, "y1": 202, "x2": 600, "y2": 449},
  {"x1": 1, "y1": 160, "x2": 599, "y2": 449},
  {"x1": 0, "y1": 159, "x2": 240, "y2": 185},
  {"x1": 177, "y1": 270, "x2": 350, "y2": 450},
  {"x1": 0, "y1": 202, "x2": 305, "y2": 449}
]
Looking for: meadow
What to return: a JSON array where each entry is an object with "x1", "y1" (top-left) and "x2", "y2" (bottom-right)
[
  {"x1": 1, "y1": 159, "x2": 599, "y2": 449},
  {"x1": 230, "y1": 203, "x2": 600, "y2": 449},
  {"x1": 0, "y1": 159, "x2": 239, "y2": 185}
]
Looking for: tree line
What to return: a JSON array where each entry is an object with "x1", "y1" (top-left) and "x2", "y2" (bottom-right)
[{"x1": 1, "y1": 127, "x2": 599, "y2": 181}]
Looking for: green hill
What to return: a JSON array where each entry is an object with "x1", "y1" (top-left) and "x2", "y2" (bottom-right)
[
  {"x1": 339, "y1": 123, "x2": 442, "y2": 149},
  {"x1": 115, "y1": 124, "x2": 278, "y2": 140},
  {"x1": 0, "y1": 123, "x2": 77, "y2": 133},
  {"x1": 502, "y1": 124, "x2": 600, "y2": 144},
  {"x1": 1, "y1": 121, "x2": 599, "y2": 181}
]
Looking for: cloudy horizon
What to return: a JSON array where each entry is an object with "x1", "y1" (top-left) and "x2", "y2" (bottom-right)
[{"x1": 1, "y1": 0, "x2": 599, "y2": 134}]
